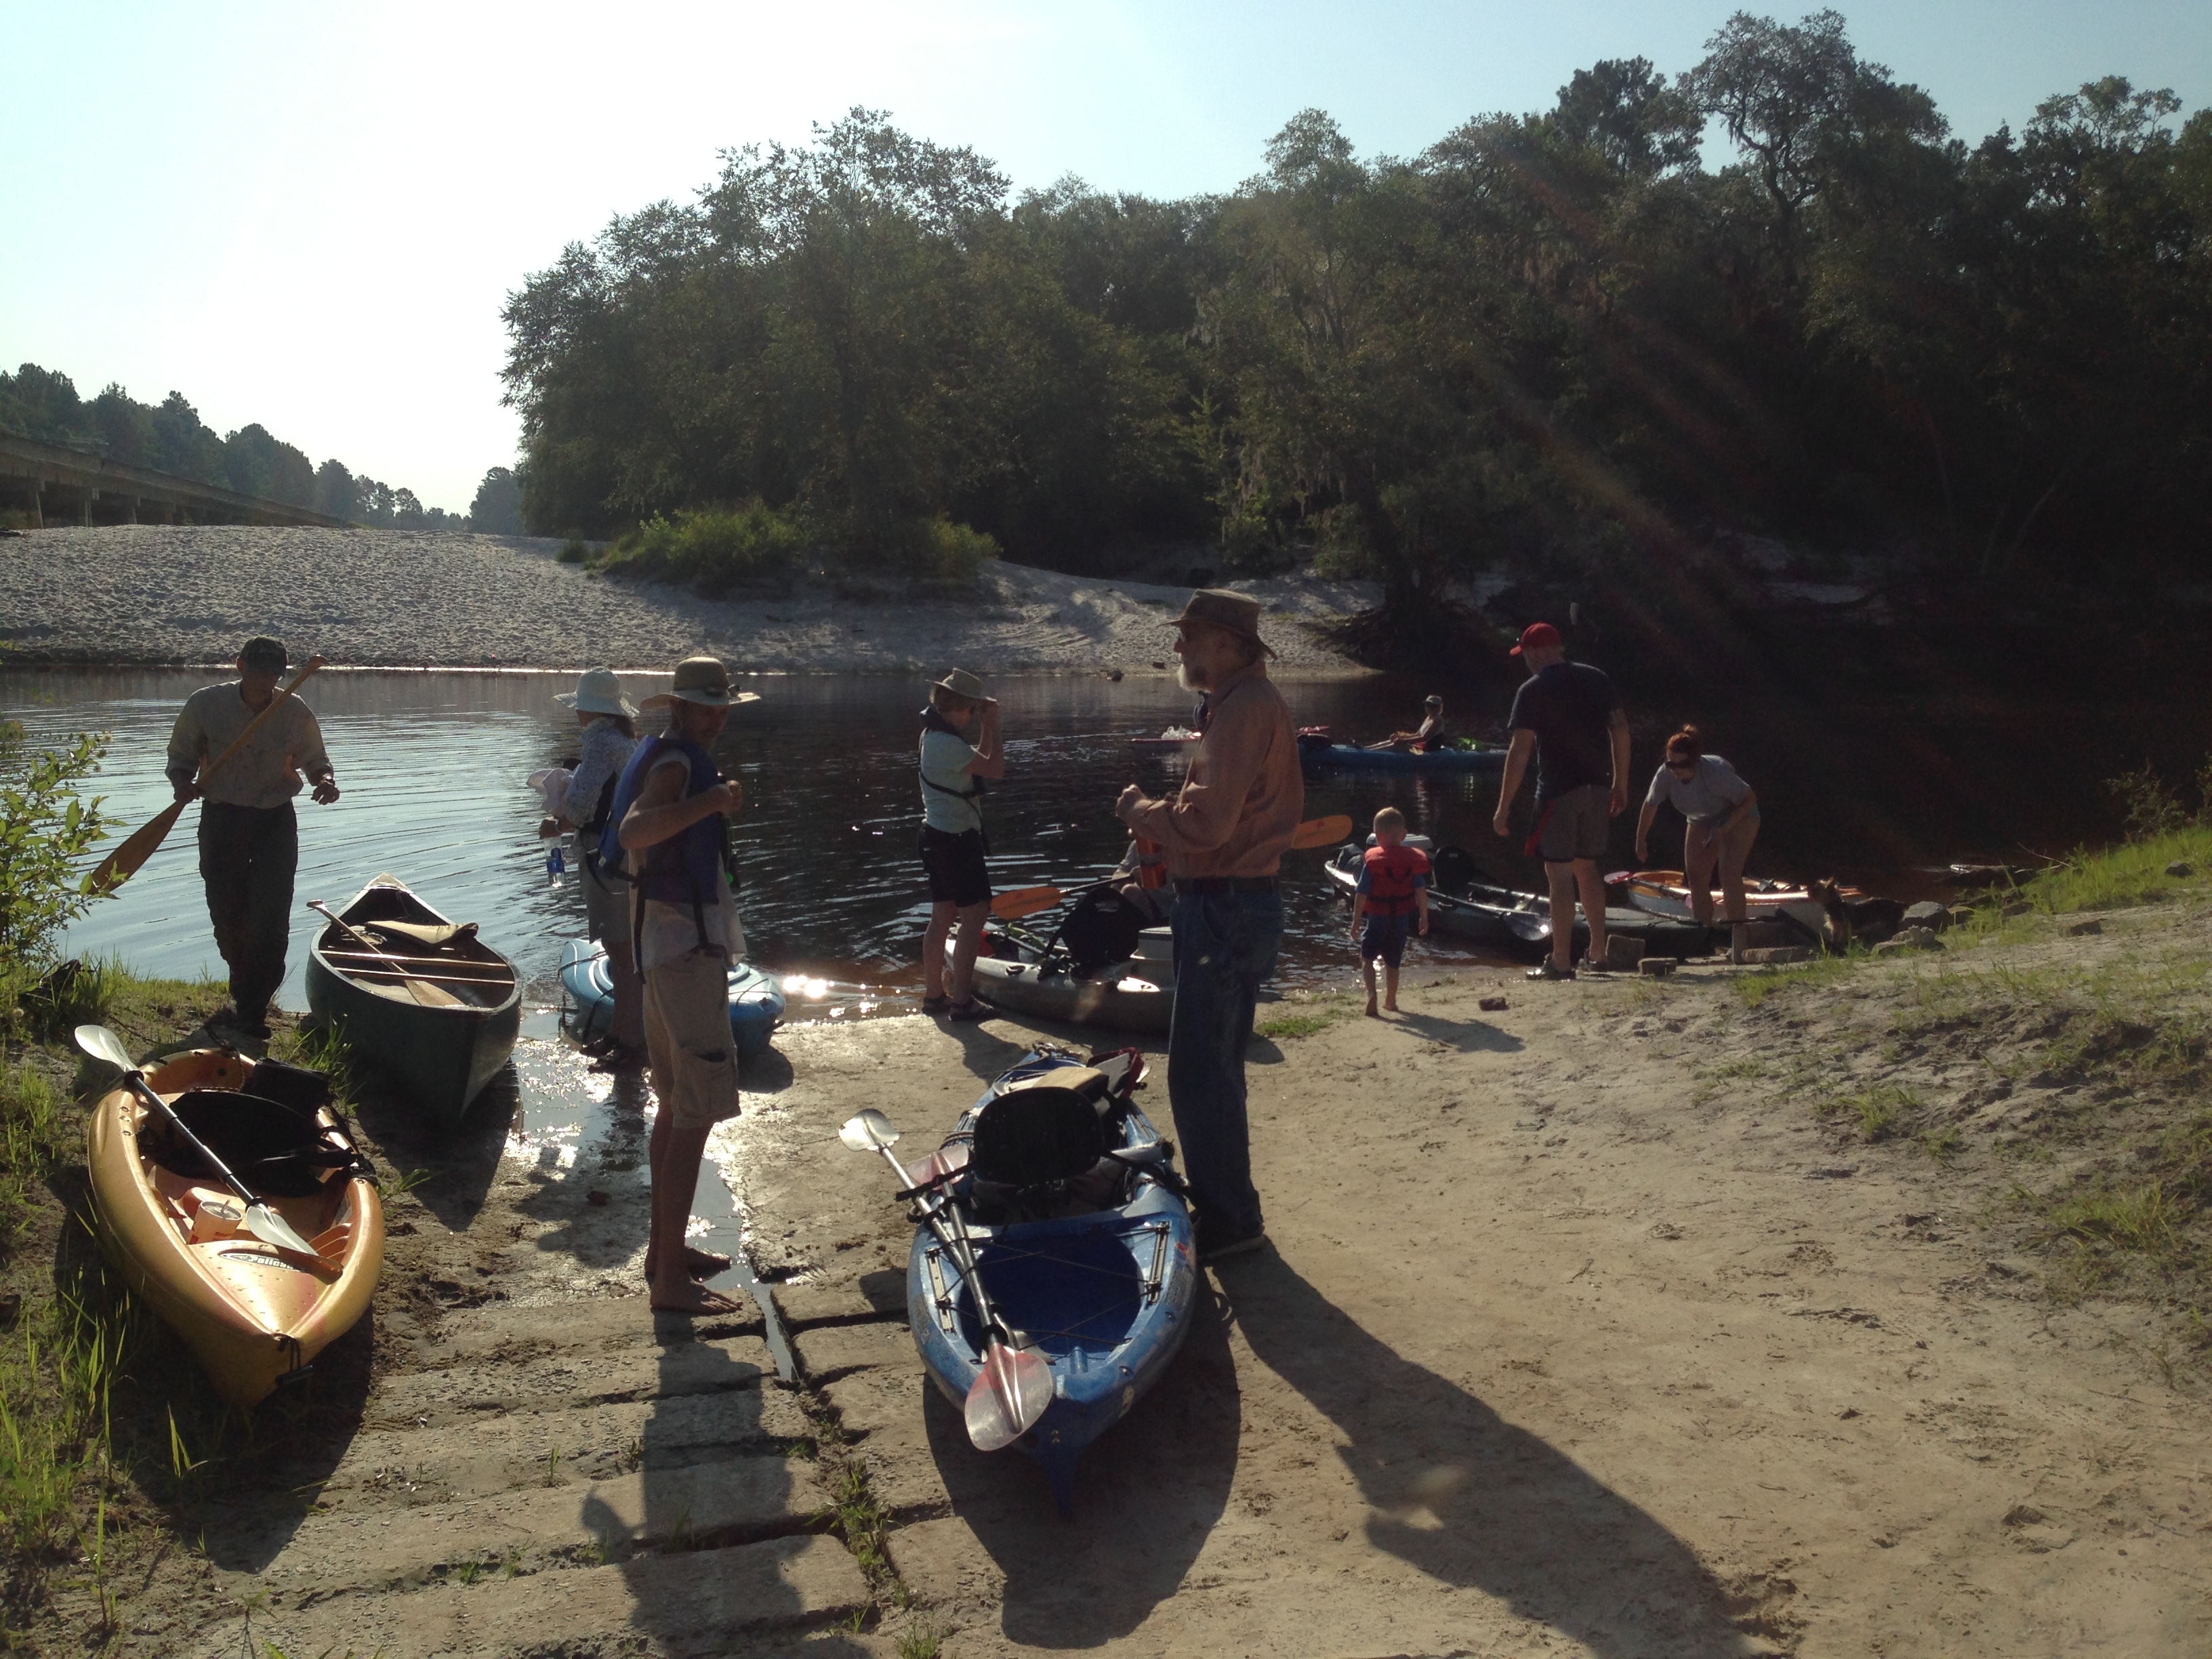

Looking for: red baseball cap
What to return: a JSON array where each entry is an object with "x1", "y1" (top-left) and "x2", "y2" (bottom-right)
[{"x1": 1510, "y1": 621, "x2": 1561, "y2": 656}]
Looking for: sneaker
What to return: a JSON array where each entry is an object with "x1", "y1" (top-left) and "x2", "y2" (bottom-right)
[
  {"x1": 1200, "y1": 1229, "x2": 1269, "y2": 1265},
  {"x1": 1525, "y1": 960, "x2": 1574, "y2": 981},
  {"x1": 947, "y1": 998, "x2": 991, "y2": 1022}
]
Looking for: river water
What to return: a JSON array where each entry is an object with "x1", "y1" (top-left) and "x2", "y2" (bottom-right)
[{"x1": 0, "y1": 665, "x2": 2171, "y2": 1019}]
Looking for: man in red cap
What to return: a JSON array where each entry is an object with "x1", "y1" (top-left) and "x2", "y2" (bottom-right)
[{"x1": 1491, "y1": 622, "x2": 1629, "y2": 979}]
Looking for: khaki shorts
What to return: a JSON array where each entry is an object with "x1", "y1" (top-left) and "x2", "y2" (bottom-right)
[
  {"x1": 1534, "y1": 783, "x2": 1612, "y2": 863},
  {"x1": 644, "y1": 949, "x2": 740, "y2": 1130}
]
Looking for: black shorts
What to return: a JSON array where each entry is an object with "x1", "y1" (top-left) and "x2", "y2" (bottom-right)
[{"x1": 920, "y1": 827, "x2": 991, "y2": 907}]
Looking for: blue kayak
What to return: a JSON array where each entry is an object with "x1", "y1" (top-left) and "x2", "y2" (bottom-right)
[
  {"x1": 1298, "y1": 737, "x2": 1505, "y2": 773},
  {"x1": 556, "y1": 939, "x2": 786, "y2": 1057},
  {"x1": 907, "y1": 1048, "x2": 1195, "y2": 1515}
]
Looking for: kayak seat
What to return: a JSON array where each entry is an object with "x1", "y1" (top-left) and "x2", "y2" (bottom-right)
[
  {"x1": 1431, "y1": 844, "x2": 1485, "y2": 897},
  {"x1": 1058, "y1": 888, "x2": 1144, "y2": 976},
  {"x1": 146, "y1": 1090, "x2": 359, "y2": 1197}
]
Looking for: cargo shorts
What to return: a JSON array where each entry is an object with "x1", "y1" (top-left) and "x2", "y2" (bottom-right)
[
  {"x1": 1532, "y1": 783, "x2": 1612, "y2": 863},
  {"x1": 643, "y1": 948, "x2": 741, "y2": 1130}
]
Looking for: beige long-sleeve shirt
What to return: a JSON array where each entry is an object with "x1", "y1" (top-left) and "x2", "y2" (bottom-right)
[
  {"x1": 165, "y1": 682, "x2": 333, "y2": 810},
  {"x1": 1125, "y1": 661, "x2": 1303, "y2": 879}
]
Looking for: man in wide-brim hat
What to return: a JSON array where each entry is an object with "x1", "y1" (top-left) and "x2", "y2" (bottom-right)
[
  {"x1": 1113, "y1": 590, "x2": 1302, "y2": 1263},
  {"x1": 607, "y1": 655, "x2": 756, "y2": 1314},
  {"x1": 164, "y1": 636, "x2": 342, "y2": 1043},
  {"x1": 916, "y1": 668, "x2": 1005, "y2": 1018}
]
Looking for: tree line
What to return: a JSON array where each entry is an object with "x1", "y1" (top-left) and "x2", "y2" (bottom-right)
[
  {"x1": 501, "y1": 9, "x2": 2211, "y2": 638},
  {"x1": 0, "y1": 364, "x2": 528, "y2": 535}
]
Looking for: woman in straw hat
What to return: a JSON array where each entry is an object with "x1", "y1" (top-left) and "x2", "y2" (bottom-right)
[
  {"x1": 918, "y1": 668, "x2": 1004, "y2": 1019},
  {"x1": 546, "y1": 668, "x2": 644, "y2": 1068}
]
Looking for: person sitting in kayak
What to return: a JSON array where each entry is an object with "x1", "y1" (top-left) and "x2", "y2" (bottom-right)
[
  {"x1": 609, "y1": 656, "x2": 760, "y2": 1315},
  {"x1": 918, "y1": 668, "x2": 1005, "y2": 1020},
  {"x1": 1349, "y1": 806, "x2": 1431, "y2": 1017},
  {"x1": 1111, "y1": 833, "x2": 1171, "y2": 925},
  {"x1": 1635, "y1": 725, "x2": 1761, "y2": 928},
  {"x1": 1373, "y1": 695, "x2": 1448, "y2": 752}
]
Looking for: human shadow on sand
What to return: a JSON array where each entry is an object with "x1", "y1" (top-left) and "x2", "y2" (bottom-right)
[
  {"x1": 921, "y1": 1285, "x2": 1240, "y2": 1648},
  {"x1": 1389, "y1": 1010, "x2": 1524, "y2": 1054},
  {"x1": 1225, "y1": 1252, "x2": 1757, "y2": 1657}
]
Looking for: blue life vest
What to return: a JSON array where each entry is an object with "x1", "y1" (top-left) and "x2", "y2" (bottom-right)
[{"x1": 599, "y1": 736, "x2": 733, "y2": 953}]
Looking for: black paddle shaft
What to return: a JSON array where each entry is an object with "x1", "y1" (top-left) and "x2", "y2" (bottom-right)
[{"x1": 118, "y1": 1071, "x2": 270, "y2": 1218}]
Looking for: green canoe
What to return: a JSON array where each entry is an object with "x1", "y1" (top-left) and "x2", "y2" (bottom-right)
[{"x1": 304, "y1": 874, "x2": 521, "y2": 1127}]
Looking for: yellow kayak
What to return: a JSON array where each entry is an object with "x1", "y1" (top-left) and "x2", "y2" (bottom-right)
[{"x1": 86, "y1": 1048, "x2": 385, "y2": 1408}]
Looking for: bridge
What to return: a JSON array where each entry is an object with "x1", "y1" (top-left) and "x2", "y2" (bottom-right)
[{"x1": 0, "y1": 430, "x2": 348, "y2": 529}]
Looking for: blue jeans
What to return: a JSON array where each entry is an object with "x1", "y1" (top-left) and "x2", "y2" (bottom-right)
[{"x1": 1168, "y1": 888, "x2": 1282, "y2": 1240}]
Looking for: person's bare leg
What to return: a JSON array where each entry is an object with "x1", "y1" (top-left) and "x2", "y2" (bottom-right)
[
  {"x1": 1546, "y1": 862, "x2": 1577, "y2": 972},
  {"x1": 1361, "y1": 952, "x2": 1379, "y2": 1017},
  {"x1": 1383, "y1": 959, "x2": 1401, "y2": 1012},
  {"x1": 1574, "y1": 860, "x2": 1609, "y2": 966},
  {"x1": 607, "y1": 938, "x2": 645, "y2": 1050},
  {"x1": 949, "y1": 899, "x2": 988, "y2": 1003},
  {"x1": 640, "y1": 1107, "x2": 733, "y2": 1282},
  {"x1": 1683, "y1": 826, "x2": 1718, "y2": 928},
  {"x1": 649, "y1": 1116, "x2": 741, "y2": 1313},
  {"x1": 1719, "y1": 817, "x2": 1759, "y2": 924},
  {"x1": 922, "y1": 899, "x2": 956, "y2": 1000}
]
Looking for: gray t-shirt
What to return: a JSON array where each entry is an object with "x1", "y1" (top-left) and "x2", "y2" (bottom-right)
[
  {"x1": 1645, "y1": 755, "x2": 1751, "y2": 826},
  {"x1": 920, "y1": 729, "x2": 983, "y2": 834}
]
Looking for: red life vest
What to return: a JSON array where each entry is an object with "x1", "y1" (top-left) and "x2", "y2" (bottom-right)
[{"x1": 1361, "y1": 843, "x2": 1430, "y2": 916}]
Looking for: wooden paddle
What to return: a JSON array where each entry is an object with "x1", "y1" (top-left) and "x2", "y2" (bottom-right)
[
  {"x1": 306, "y1": 901, "x2": 464, "y2": 1008},
  {"x1": 87, "y1": 657, "x2": 329, "y2": 895},
  {"x1": 991, "y1": 886, "x2": 1063, "y2": 921},
  {"x1": 1290, "y1": 813, "x2": 1353, "y2": 850}
]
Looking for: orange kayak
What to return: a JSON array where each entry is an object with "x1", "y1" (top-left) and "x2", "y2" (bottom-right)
[{"x1": 85, "y1": 1048, "x2": 384, "y2": 1408}]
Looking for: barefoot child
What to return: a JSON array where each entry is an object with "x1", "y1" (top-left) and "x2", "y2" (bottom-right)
[{"x1": 1349, "y1": 807, "x2": 1431, "y2": 1016}]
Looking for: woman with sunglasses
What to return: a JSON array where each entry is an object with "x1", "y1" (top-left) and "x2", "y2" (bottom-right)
[{"x1": 1635, "y1": 726, "x2": 1760, "y2": 927}]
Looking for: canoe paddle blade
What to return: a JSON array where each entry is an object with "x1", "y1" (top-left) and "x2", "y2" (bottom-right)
[
  {"x1": 1291, "y1": 814, "x2": 1354, "y2": 851},
  {"x1": 964, "y1": 1340, "x2": 1054, "y2": 1451},
  {"x1": 838, "y1": 1109, "x2": 902, "y2": 1153},
  {"x1": 85, "y1": 799, "x2": 186, "y2": 896},
  {"x1": 990, "y1": 886, "x2": 1062, "y2": 921}
]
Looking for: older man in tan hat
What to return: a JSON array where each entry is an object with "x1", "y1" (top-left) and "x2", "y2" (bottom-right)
[
  {"x1": 608, "y1": 656, "x2": 758, "y2": 1315},
  {"x1": 917, "y1": 668, "x2": 1004, "y2": 1017},
  {"x1": 1114, "y1": 590, "x2": 1302, "y2": 1262}
]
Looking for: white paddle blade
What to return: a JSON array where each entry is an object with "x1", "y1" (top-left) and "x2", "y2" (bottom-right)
[
  {"x1": 244, "y1": 1202, "x2": 321, "y2": 1257},
  {"x1": 838, "y1": 1109, "x2": 901, "y2": 1153},
  {"x1": 74, "y1": 1024, "x2": 134, "y2": 1070},
  {"x1": 964, "y1": 1342, "x2": 1054, "y2": 1451}
]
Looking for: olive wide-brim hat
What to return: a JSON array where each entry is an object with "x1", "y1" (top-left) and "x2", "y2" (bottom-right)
[
  {"x1": 639, "y1": 656, "x2": 762, "y2": 712},
  {"x1": 1173, "y1": 589, "x2": 1277, "y2": 657},
  {"x1": 932, "y1": 668, "x2": 987, "y2": 701}
]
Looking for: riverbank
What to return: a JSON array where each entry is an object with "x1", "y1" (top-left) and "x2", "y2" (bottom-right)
[
  {"x1": 0, "y1": 526, "x2": 1374, "y2": 674},
  {"x1": 6, "y1": 835, "x2": 2211, "y2": 1653}
]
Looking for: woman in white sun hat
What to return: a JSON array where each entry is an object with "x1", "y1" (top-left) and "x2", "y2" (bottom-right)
[{"x1": 547, "y1": 667, "x2": 644, "y2": 1068}]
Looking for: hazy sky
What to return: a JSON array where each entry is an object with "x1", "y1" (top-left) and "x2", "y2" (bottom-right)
[{"x1": 5, "y1": 1, "x2": 2205, "y2": 514}]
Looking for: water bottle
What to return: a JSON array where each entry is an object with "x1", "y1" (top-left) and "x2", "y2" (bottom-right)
[{"x1": 546, "y1": 844, "x2": 566, "y2": 886}]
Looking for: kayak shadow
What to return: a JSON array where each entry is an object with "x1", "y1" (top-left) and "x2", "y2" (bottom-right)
[
  {"x1": 1225, "y1": 1253, "x2": 1753, "y2": 1656},
  {"x1": 919, "y1": 1284, "x2": 1240, "y2": 1647}
]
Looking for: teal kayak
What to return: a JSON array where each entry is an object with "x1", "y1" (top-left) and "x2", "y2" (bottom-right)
[
  {"x1": 1298, "y1": 737, "x2": 1505, "y2": 774},
  {"x1": 557, "y1": 939, "x2": 786, "y2": 1057}
]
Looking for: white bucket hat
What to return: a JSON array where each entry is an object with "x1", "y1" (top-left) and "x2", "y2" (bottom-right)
[{"x1": 554, "y1": 667, "x2": 638, "y2": 718}]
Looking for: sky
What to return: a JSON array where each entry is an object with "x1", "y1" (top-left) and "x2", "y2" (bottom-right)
[{"x1": 3, "y1": 1, "x2": 2206, "y2": 515}]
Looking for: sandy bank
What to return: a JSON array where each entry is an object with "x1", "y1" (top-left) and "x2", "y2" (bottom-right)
[
  {"x1": 0, "y1": 525, "x2": 1375, "y2": 674},
  {"x1": 90, "y1": 888, "x2": 2209, "y2": 1656}
]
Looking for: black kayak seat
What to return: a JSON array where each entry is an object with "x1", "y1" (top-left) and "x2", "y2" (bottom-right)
[
  {"x1": 148, "y1": 1090, "x2": 355, "y2": 1197},
  {"x1": 970, "y1": 1069, "x2": 1115, "y2": 1187}
]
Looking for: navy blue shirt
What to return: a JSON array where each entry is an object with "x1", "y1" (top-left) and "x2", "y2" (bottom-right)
[{"x1": 1507, "y1": 661, "x2": 1622, "y2": 802}]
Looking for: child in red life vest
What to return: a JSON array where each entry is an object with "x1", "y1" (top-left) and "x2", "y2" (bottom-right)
[{"x1": 1349, "y1": 806, "x2": 1431, "y2": 1017}]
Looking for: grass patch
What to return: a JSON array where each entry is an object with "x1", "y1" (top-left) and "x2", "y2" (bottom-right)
[
  {"x1": 2030, "y1": 1181, "x2": 2180, "y2": 1261},
  {"x1": 1254, "y1": 1010, "x2": 1344, "y2": 1040},
  {"x1": 601, "y1": 503, "x2": 810, "y2": 596},
  {"x1": 2012, "y1": 825, "x2": 2212, "y2": 917}
]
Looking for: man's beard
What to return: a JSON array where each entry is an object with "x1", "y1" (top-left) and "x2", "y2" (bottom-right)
[{"x1": 1176, "y1": 663, "x2": 1209, "y2": 692}]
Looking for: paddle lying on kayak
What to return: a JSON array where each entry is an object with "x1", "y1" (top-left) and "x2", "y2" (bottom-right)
[
  {"x1": 87, "y1": 657, "x2": 327, "y2": 895},
  {"x1": 74, "y1": 1024, "x2": 321, "y2": 1258},
  {"x1": 307, "y1": 900, "x2": 464, "y2": 1008},
  {"x1": 989, "y1": 815, "x2": 1355, "y2": 923},
  {"x1": 840, "y1": 1108, "x2": 1052, "y2": 1450}
]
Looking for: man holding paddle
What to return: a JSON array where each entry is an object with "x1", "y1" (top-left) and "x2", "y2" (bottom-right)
[
  {"x1": 1115, "y1": 590, "x2": 1302, "y2": 1264},
  {"x1": 165, "y1": 638, "x2": 340, "y2": 1041}
]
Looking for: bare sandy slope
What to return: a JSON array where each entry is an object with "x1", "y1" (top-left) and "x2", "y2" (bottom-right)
[
  {"x1": 0, "y1": 526, "x2": 1372, "y2": 673},
  {"x1": 118, "y1": 915, "x2": 2211, "y2": 1658}
]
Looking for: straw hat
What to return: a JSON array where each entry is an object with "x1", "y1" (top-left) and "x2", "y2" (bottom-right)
[
  {"x1": 1173, "y1": 589, "x2": 1277, "y2": 657},
  {"x1": 554, "y1": 666, "x2": 638, "y2": 718},
  {"x1": 932, "y1": 668, "x2": 987, "y2": 701},
  {"x1": 640, "y1": 656, "x2": 761, "y2": 712}
]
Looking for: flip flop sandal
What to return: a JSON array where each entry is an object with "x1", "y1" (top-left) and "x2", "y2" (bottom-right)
[
  {"x1": 920, "y1": 994, "x2": 950, "y2": 1015},
  {"x1": 1525, "y1": 960, "x2": 1575, "y2": 981},
  {"x1": 947, "y1": 999, "x2": 990, "y2": 1022}
]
